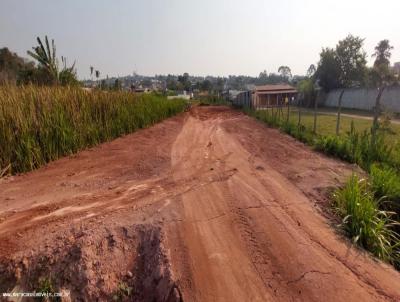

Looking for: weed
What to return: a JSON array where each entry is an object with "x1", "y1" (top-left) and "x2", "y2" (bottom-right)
[
  {"x1": 35, "y1": 277, "x2": 60, "y2": 301},
  {"x1": 112, "y1": 282, "x2": 133, "y2": 301}
]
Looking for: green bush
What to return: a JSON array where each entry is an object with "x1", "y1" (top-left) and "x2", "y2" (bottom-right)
[
  {"x1": 334, "y1": 175, "x2": 400, "y2": 265},
  {"x1": 0, "y1": 85, "x2": 187, "y2": 174}
]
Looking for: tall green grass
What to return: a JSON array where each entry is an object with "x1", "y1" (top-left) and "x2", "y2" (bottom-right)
[
  {"x1": 0, "y1": 85, "x2": 187, "y2": 174},
  {"x1": 314, "y1": 122, "x2": 394, "y2": 170},
  {"x1": 370, "y1": 164, "x2": 400, "y2": 204},
  {"x1": 334, "y1": 175, "x2": 400, "y2": 266}
]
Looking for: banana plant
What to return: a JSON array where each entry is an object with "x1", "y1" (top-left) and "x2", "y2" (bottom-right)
[{"x1": 27, "y1": 36, "x2": 59, "y2": 83}]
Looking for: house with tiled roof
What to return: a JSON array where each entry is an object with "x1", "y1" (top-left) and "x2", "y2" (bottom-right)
[{"x1": 233, "y1": 84, "x2": 298, "y2": 109}]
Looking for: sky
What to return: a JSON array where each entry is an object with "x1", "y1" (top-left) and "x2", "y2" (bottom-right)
[{"x1": 1, "y1": 0, "x2": 399, "y2": 80}]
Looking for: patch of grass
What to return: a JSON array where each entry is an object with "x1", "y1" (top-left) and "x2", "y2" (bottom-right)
[
  {"x1": 370, "y1": 164, "x2": 400, "y2": 211},
  {"x1": 333, "y1": 175, "x2": 400, "y2": 266},
  {"x1": 0, "y1": 85, "x2": 187, "y2": 174},
  {"x1": 35, "y1": 277, "x2": 60, "y2": 301},
  {"x1": 112, "y1": 282, "x2": 133, "y2": 301}
]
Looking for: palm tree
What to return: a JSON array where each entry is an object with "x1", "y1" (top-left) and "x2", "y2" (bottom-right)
[{"x1": 27, "y1": 36, "x2": 59, "y2": 83}]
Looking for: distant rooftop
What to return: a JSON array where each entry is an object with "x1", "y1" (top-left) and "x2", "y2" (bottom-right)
[{"x1": 255, "y1": 84, "x2": 296, "y2": 92}]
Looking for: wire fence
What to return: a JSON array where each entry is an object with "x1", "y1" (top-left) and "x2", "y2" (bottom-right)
[{"x1": 236, "y1": 88, "x2": 400, "y2": 144}]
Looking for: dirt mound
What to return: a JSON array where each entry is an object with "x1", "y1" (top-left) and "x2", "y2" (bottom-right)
[{"x1": 0, "y1": 225, "x2": 179, "y2": 302}]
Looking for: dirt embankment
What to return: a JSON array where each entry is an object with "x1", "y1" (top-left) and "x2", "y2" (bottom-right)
[{"x1": 0, "y1": 106, "x2": 399, "y2": 301}]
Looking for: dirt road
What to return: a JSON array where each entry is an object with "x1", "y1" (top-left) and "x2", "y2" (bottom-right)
[{"x1": 0, "y1": 106, "x2": 399, "y2": 301}]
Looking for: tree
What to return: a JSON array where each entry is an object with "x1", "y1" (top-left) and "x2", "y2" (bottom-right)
[
  {"x1": 335, "y1": 34, "x2": 367, "y2": 87},
  {"x1": 178, "y1": 72, "x2": 191, "y2": 91},
  {"x1": 27, "y1": 36, "x2": 77, "y2": 86},
  {"x1": 90, "y1": 66, "x2": 94, "y2": 80},
  {"x1": 258, "y1": 70, "x2": 268, "y2": 79},
  {"x1": 315, "y1": 48, "x2": 341, "y2": 92},
  {"x1": 370, "y1": 39, "x2": 396, "y2": 87},
  {"x1": 370, "y1": 40, "x2": 396, "y2": 135},
  {"x1": 372, "y1": 39, "x2": 393, "y2": 67},
  {"x1": 335, "y1": 34, "x2": 367, "y2": 135},
  {"x1": 315, "y1": 35, "x2": 367, "y2": 135},
  {"x1": 27, "y1": 36, "x2": 59, "y2": 84},
  {"x1": 215, "y1": 77, "x2": 225, "y2": 92},
  {"x1": 315, "y1": 35, "x2": 367, "y2": 91},
  {"x1": 278, "y1": 66, "x2": 292, "y2": 81},
  {"x1": 0, "y1": 47, "x2": 34, "y2": 84},
  {"x1": 166, "y1": 75, "x2": 179, "y2": 91},
  {"x1": 200, "y1": 79, "x2": 212, "y2": 91},
  {"x1": 297, "y1": 78, "x2": 315, "y2": 107},
  {"x1": 306, "y1": 64, "x2": 316, "y2": 78}
]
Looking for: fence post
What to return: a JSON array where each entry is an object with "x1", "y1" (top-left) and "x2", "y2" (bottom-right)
[
  {"x1": 298, "y1": 96, "x2": 302, "y2": 127},
  {"x1": 313, "y1": 93, "x2": 318, "y2": 134},
  {"x1": 286, "y1": 97, "x2": 290, "y2": 123},
  {"x1": 336, "y1": 89, "x2": 345, "y2": 135}
]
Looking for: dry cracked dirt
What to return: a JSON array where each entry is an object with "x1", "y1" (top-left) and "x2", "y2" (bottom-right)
[{"x1": 0, "y1": 106, "x2": 399, "y2": 301}]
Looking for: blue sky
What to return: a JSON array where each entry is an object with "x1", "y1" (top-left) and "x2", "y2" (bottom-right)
[{"x1": 1, "y1": 0, "x2": 399, "y2": 79}]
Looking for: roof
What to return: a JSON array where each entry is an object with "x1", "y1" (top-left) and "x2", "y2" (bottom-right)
[
  {"x1": 256, "y1": 90, "x2": 298, "y2": 95},
  {"x1": 255, "y1": 84, "x2": 297, "y2": 92}
]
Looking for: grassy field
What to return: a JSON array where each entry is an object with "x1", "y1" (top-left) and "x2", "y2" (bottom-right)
[
  {"x1": 260, "y1": 107, "x2": 400, "y2": 144},
  {"x1": 0, "y1": 86, "x2": 187, "y2": 174}
]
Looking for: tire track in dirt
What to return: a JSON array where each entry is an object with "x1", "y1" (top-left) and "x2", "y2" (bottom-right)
[{"x1": 166, "y1": 106, "x2": 400, "y2": 302}]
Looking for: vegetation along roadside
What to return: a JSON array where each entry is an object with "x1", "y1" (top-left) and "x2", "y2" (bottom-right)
[
  {"x1": 244, "y1": 105, "x2": 400, "y2": 269},
  {"x1": 0, "y1": 86, "x2": 187, "y2": 175}
]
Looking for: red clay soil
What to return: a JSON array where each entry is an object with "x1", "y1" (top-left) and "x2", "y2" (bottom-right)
[{"x1": 0, "y1": 106, "x2": 399, "y2": 301}]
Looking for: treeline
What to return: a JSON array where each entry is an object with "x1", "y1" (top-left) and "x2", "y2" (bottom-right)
[{"x1": 156, "y1": 69, "x2": 304, "y2": 93}]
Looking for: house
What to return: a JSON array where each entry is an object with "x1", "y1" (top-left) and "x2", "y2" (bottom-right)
[
  {"x1": 233, "y1": 84, "x2": 298, "y2": 109},
  {"x1": 253, "y1": 84, "x2": 298, "y2": 108}
]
